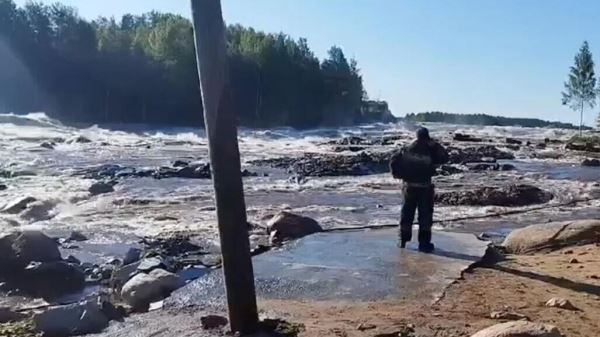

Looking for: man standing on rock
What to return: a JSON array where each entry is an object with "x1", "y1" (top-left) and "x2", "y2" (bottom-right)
[{"x1": 390, "y1": 127, "x2": 449, "y2": 252}]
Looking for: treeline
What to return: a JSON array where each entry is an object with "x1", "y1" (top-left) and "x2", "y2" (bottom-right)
[
  {"x1": 405, "y1": 112, "x2": 586, "y2": 130},
  {"x1": 0, "y1": 0, "x2": 376, "y2": 127}
]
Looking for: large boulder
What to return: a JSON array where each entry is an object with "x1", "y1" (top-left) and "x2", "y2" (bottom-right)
[
  {"x1": 34, "y1": 300, "x2": 109, "y2": 336},
  {"x1": 503, "y1": 219, "x2": 600, "y2": 254},
  {"x1": 89, "y1": 181, "x2": 116, "y2": 195},
  {"x1": 21, "y1": 261, "x2": 85, "y2": 297},
  {"x1": 121, "y1": 268, "x2": 181, "y2": 309},
  {"x1": 267, "y1": 212, "x2": 323, "y2": 243},
  {"x1": 582, "y1": 158, "x2": 600, "y2": 167},
  {"x1": 435, "y1": 184, "x2": 552, "y2": 207},
  {"x1": 0, "y1": 231, "x2": 61, "y2": 270},
  {"x1": 471, "y1": 321, "x2": 561, "y2": 337}
]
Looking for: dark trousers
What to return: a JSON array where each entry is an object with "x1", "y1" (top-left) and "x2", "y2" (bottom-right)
[{"x1": 400, "y1": 185, "x2": 434, "y2": 243}]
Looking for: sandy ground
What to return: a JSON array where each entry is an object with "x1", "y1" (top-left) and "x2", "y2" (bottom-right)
[{"x1": 91, "y1": 243, "x2": 600, "y2": 337}]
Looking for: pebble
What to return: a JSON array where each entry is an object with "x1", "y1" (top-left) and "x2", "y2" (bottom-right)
[{"x1": 569, "y1": 258, "x2": 580, "y2": 264}]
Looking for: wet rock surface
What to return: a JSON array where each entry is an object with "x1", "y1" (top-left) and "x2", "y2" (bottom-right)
[{"x1": 435, "y1": 184, "x2": 553, "y2": 206}]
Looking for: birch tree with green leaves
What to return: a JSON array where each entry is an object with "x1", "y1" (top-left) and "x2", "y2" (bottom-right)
[{"x1": 562, "y1": 41, "x2": 597, "y2": 136}]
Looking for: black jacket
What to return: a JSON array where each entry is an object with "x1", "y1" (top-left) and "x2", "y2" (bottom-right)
[{"x1": 391, "y1": 139, "x2": 449, "y2": 184}]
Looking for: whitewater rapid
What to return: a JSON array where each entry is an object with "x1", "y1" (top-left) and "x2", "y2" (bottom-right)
[{"x1": 0, "y1": 112, "x2": 599, "y2": 260}]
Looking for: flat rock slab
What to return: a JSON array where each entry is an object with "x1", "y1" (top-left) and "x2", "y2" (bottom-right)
[{"x1": 167, "y1": 229, "x2": 489, "y2": 310}]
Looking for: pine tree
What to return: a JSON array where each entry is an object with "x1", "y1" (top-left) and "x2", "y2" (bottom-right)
[{"x1": 562, "y1": 41, "x2": 597, "y2": 136}]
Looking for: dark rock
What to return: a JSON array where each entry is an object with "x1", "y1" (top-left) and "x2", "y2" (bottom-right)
[
  {"x1": 0, "y1": 169, "x2": 36, "y2": 179},
  {"x1": 435, "y1": 184, "x2": 553, "y2": 207},
  {"x1": 453, "y1": 133, "x2": 483, "y2": 142},
  {"x1": 467, "y1": 163, "x2": 515, "y2": 171},
  {"x1": 448, "y1": 146, "x2": 514, "y2": 164},
  {"x1": 327, "y1": 136, "x2": 367, "y2": 146},
  {"x1": 1, "y1": 196, "x2": 37, "y2": 214},
  {"x1": 506, "y1": 138, "x2": 522, "y2": 145},
  {"x1": 141, "y1": 234, "x2": 204, "y2": 257},
  {"x1": 33, "y1": 300, "x2": 109, "y2": 336},
  {"x1": 536, "y1": 143, "x2": 547, "y2": 149},
  {"x1": 253, "y1": 151, "x2": 393, "y2": 177},
  {"x1": 582, "y1": 158, "x2": 600, "y2": 167},
  {"x1": 40, "y1": 141, "x2": 55, "y2": 149},
  {"x1": 21, "y1": 261, "x2": 85, "y2": 297},
  {"x1": 333, "y1": 145, "x2": 366, "y2": 152},
  {"x1": 172, "y1": 160, "x2": 189, "y2": 167},
  {"x1": 0, "y1": 184, "x2": 6, "y2": 191},
  {"x1": 89, "y1": 181, "x2": 116, "y2": 195},
  {"x1": 566, "y1": 142, "x2": 600, "y2": 153},
  {"x1": 268, "y1": 211, "x2": 323, "y2": 244},
  {"x1": 0, "y1": 231, "x2": 61, "y2": 271},
  {"x1": 67, "y1": 231, "x2": 88, "y2": 242},
  {"x1": 123, "y1": 247, "x2": 142, "y2": 265},
  {"x1": 437, "y1": 165, "x2": 464, "y2": 176},
  {"x1": 67, "y1": 135, "x2": 92, "y2": 144},
  {"x1": 501, "y1": 164, "x2": 516, "y2": 171},
  {"x1": 241, "y1": 169, "x2": 258, "y2": 177},
  {"x1": 200, "y1": 315, "x2": 228, "y2": 330},
  {"x1": 65, "y1": 255, "x2": 81, "y2": 265},
  {"x1": 506, "y1": 145, "x2": 520, "y2": 151}
]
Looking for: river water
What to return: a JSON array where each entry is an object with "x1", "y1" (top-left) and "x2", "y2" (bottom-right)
[{"x1": 1, "y1": 112, "x2": 599, "y2": 263}]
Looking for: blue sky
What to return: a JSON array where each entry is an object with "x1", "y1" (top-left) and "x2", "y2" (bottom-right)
[{"x1": 13, "y1": 0, "x2": 600, "y2": 125}]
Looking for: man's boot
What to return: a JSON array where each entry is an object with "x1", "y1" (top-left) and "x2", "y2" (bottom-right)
[
  {"x1": 418, "y1": 230, "x2": 434, "y2": 253},
  {"x1": 398, "y1": 229, "x2": 412, "y2": 249}
]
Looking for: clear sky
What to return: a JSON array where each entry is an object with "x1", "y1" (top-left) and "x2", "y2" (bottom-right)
[{"x1": 13, "y1": 0, "x2": 600, "y2": 126}]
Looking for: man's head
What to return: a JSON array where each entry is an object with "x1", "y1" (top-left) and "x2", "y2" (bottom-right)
[{"x1": 416, "y1": 127, "x2": 430, "y2": 142}]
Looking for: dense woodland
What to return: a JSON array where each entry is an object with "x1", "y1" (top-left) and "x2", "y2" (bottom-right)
[
  {"x1": 405, "y1": 111, "x2": 586, "y2": 130},
  {"x1": 0, "y1": 1, "x2": 378, "y2": 127}
]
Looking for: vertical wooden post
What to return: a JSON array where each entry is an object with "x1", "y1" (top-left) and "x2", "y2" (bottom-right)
[{"x1": 190, "y1": 0, "x2": 259, "y2": 333}]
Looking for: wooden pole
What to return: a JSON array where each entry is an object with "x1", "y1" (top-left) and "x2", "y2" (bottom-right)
[{"x1": 190, "y1": 0, "x2": 259, "y2": 333}]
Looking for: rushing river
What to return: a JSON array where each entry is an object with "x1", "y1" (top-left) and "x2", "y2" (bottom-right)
[{"x1": 1, "y1": 112, "x2": 599, "y2": 263}]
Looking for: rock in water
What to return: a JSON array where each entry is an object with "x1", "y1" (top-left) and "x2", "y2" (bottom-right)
[
  {"x1": 471, "y1": 321, "x2": 561, "y2": 337},
  {"x1": 19, "y1": 200, "x2": 55, "y2": 222},
  {"x1": 40, "y1": 141, "x2": 55, "y2": 149},
  {"x1": 435, "y1": 184, "x2": 552, "y2": 207},
  {"x1": 582, "y1": 158, "x2": 600, "y2": 167},
  {"x1": 267, "y1": 211, "x2": 323, "y2": 244},
  {"x1": 89, "y1": 181, "x2": 116, "y2": 195},
  {"x1": 34, "y1": 300, "x2": 109, "y2": 336},
  {"x1": 67, "y1": 135, "x2": 92, "y2": 144},
  {"x1": 503, "y1": 219, "x2": 600, "y2": 254},
  {"x1": 67, "y1": 231, "x2": 88, "y2": 242},
  {"x1": 1, "y1": 196, "x2": 37, "y2": 214},
  {"x1": 121, "y1": 268, "x2": 181, "y2": 309},
  {"x1": 545, "y1": 297, "x2": 579, "y2": 310}
]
